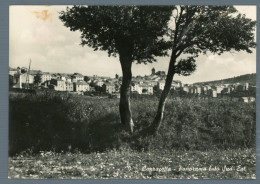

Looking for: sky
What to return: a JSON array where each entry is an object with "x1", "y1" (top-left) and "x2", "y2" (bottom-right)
[{"x1": 9, "y1": 5, "x2": 256, "y2": 84}]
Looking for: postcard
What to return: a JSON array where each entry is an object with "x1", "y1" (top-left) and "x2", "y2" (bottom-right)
[{"x1": 8, "y1": 4, "x2": 256, "y2": 179}]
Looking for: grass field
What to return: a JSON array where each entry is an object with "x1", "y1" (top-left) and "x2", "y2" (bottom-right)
[{"x1": 8, "y1": 91, "x2": 256, "y2": 179}]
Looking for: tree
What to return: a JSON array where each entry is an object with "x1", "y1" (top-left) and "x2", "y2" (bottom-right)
[
  {"x1": 9, "y1": 75, "x2": 14, "y2": 89},
  {"x1": 84, "y1": 76, "x2": 90, "y2": 83},
  {"x1": 21, "y1": 67, "x2": 27, "y2": 74},
  {"x1": 34, "y1": 73, "x2": 42, "y2": 88},
  {"x1": 59, "y1": 6, "x2": 174, "y2": 133},
  {"x1": 148, "y1": 6, "x2": 256, "y2": 134}
]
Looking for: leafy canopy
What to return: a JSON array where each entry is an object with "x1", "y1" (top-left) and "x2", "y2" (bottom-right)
[
  {"x1": 169, "y1": 6, "x2": 256, "y2": 76},
  {"x1": 59, "y1": 6, "x2": 174, "y2": 63},
  {"x1": 60, "y1": 6, "x2": 256, "y2": 76}
]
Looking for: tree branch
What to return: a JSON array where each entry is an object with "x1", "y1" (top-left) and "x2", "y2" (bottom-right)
[{"x1": 173, "y1": 6, "x2": 184, "y2": 48}]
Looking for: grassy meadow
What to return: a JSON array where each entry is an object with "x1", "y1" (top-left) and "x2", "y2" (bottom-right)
[{"x1": 8, "y1": 91, "x2": 256, "y2": 179}]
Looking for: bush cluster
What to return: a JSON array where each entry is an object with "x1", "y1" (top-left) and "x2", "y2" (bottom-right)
[{"x1": 9, "y1": 91, "x2": 255, "y2": 155}]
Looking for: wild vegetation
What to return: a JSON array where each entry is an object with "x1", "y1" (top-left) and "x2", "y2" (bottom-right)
[
  {"x1": 9, "y1": 91, "x2": 255, "y2": 154},
  {"x1": 8, "y1": 91, "x2": 256, "y2": 178}
]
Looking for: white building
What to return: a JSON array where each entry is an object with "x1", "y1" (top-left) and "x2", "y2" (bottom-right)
[
  {"x1": 158, "y1": 80, "x2": 165, "y2": 90},
  {"x1": 139, "y1": 84, "x2": 153, "y2": 95},
  {"x1": 131, "y1": 83, "x2": 142, "y2": 94},
  {"x1": 9, "y1": 68, "x2": 18, "y2": 76},
  {"x1": 50, "y1": 79, "x2": 66, "y2": 91},
  {"x1": 73, "y1": 81, "x2": 90, "y2": 92},
  {"x1": 182, "y1": 86, "x2": 189, "y2": 93},
  {"x1": 41, "y1": 72, "x2": 52, "y2": 83},
  {"x1": 215, "y1": 86, "x2": 224, "y2": 94},
  {"x1": 66, "y1": 82, "x2": 74, "y2": 92},
  {"x1": 13, "y1": 73, "x2": 34, "y2": 88},
  {"x1": 72, "y1": 73, "x2": 84, "y2": 82}
]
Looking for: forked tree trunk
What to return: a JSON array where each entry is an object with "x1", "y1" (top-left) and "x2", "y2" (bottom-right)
[
  {"x1": 118, "y1": 44, "x2": 134, "y2": 134},
  {"x1": 149, "y1": 55, "x2": 177, "y2": 134}
]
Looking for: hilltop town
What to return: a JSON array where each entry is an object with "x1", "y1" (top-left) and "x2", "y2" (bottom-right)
[{"x1": 9, "y1": 66, "x2": 256, "y2": 102}]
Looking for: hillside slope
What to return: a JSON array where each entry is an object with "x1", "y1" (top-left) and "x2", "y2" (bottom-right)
[{"x1": 194, "y1": 73, "x2": 256, "y2": 86}]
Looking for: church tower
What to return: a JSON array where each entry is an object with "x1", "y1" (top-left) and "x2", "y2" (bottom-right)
[{"x1": 152, "y1": 67, "x2": 155, "y2": 75}]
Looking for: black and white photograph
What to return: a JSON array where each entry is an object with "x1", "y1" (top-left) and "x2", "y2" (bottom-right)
[{"x1": 8, "y1": 5, "x2": 256, "y2": 179}]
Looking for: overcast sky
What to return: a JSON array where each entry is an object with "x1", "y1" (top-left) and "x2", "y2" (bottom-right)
[{"x1": 9, "y1": 5, "x2": 256, "y2": 84}]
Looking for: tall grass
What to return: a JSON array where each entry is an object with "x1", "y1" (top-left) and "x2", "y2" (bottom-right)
[{"x1": 9, "y1": 91, "x2": 255, "y2": 155}]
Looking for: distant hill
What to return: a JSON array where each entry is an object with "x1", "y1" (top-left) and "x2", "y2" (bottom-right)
[{"x1": 194, "y1": 73, "x2": 256, "y2": 86}]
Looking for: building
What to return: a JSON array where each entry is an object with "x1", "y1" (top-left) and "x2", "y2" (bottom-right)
[
  {"x1": 73, "y1": 81, "x2": 90, "y2": 92},
  {"x1": 41, "y1": 72, "x2": 52, "y2": 83},
  {"x1": 66, "y1": 82, "x2": 74, "y2": 92},
  {"x1": 57, "y1": 74, "x2": 67, "y2": 81},
  {"x1": 131, "y1": 82, "x2": 142, "y2": 94},
  {"x1": 51, "y1": 74, "x2": 57, "y2": 80},
  {"x1": 95, "y1": 80, "x2": 104, "y2": 87},
  {"x1": 50, "y1": 79, "x2": 66, "y2": 91},
  {"x1": 66, "y1": 76, "x2": 72, "y2": 83},
  {"x1": 215, "y1": 86, "x2": 224, "y2": 94},
  {"x1": 139, "y1": 84, "x2": 153, "y2": 95},
  {"x1": 103, "y1": 83, "x2": 116, "y2": 94},
  {"x1": 148, "y1": 80, "x2": 158, "y2": 87},
  {"x1": 9, "y1": 67, "x2": 18, "y2": 76},
  {"x1": 182, "y1": 86, "x2": 189, "y2": 93},
  {"x1": 189, "y1": 86, "x2": 196, "y2": 94},
  {"x1": 151, "y1": 68, "x2": 166, "y2": 78},
  {"x1": 195, "y1": 86, "x2": 202, "y2": 94},
  {"x1": 208, "y1": 89, "x2": 217, "y2": 97},
  {"x1": 212, "y1": 90, "x2": 217, "y2": 97},
  {"x1": 72, "y1": 73, "x2": 84, "y2": 82},
  {"x1": 158, "y1": 80, "x2": 165, "y2": 90},
  {"x1": 12, "y1": 73, "x2": 34, "y2": 88},
  {"x1": 222, "y1": 87, "x2": 231, "y2": 94},
  {"x1": 244, "y1": 83, "x2": 249, "y2": 91}
]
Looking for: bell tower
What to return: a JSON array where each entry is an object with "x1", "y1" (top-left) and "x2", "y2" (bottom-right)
[{"x1": 152, "y1": 67, "x2": 155, "y2": 75}]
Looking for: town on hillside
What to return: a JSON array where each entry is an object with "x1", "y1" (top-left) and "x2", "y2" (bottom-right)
[{"x1": 9, "y1": 66, "x2": 256, "y2": 102}]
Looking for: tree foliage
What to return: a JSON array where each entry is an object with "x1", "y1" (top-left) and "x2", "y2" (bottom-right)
[
  {"x1": 84, "y1": 76, "x2": 90, "y2": 83},
  {"x1": 174, "y1": 57, "x2": 196, "y2": 76},
  {"x1": 60, "y1": 5, "x2": 174, "y2": 63},
  {"x1": 168, "y1": 5, "x2": 256, "y2": 76},
  {"x1": 34, "y1": 73, "x2": 42, "y2": 86}
]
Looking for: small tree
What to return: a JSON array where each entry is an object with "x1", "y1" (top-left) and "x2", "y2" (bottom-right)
[
  {"x1": 84, "y1": 76, "x2": 90, "y2": 83},
  {"x1": 21, "y1": 67, "x2": 27, "y2": 74},
  {"x1": 149, "y1": 6, "x2": 256, "y2": 134},
  {"x1": 59, "y1": 6, "x2": 174, "y2": 133},
  {"x1": 34, "y1": 73, "x2": 42, "y2": 88}
]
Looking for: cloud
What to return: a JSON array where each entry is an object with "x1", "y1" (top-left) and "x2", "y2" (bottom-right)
[{"x1": 31, "y1": 9, "x2": 52, "y2": 21}]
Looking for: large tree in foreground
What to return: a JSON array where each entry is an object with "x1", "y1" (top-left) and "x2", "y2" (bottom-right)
[
  {"x1": 59, "y1": 6, "x2": 174, "y2": 133},
  {"x1": 148, "y1": 5, "x2": 256, "y2": 134}
]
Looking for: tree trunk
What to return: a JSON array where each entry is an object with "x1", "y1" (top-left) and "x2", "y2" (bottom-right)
[
  {"x1": 149, "y1": 55, "x2": 177, "y2": 134},
  {"x1": 118, "y1": 44, "x2": 134, "y2": 134}
]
